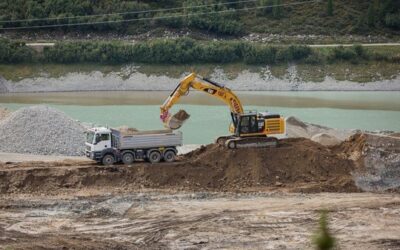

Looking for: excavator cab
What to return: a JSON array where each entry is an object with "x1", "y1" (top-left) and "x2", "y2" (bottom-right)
[{"x1": 234, "y1": 113, "x2": 262, "y2": 136}]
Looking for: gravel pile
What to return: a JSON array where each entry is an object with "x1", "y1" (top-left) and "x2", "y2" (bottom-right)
[
  {"x1": 0, "y1": 106, "x2": 85, "y2": 156},
  {"x1": 0, "y1": 107, "x2": 11, "y2": 121}
]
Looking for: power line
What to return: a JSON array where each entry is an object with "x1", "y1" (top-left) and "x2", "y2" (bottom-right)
[
  {"x1": 0, "y1": 0, "x2": 260, "y2": 23},
  {"x1": 0, "y1": 0, "x2": 321, "y2": 30}
]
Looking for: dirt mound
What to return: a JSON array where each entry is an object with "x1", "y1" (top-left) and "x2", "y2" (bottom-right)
[
  {"x1": 182, "y1": 138, "x2": 357, "y2": 192},
  {"x1": 0, "y1": 138, "x2": 359, "y2": 194},
  {"x1": 286, "y1": 116, "x2": 355, "y2": 145}
]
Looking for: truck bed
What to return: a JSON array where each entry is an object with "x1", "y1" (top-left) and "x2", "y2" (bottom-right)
[{"x1": 111, "y1": 128, "x2": 182, "y2": 150}]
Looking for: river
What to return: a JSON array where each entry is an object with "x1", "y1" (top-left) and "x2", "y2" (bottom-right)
[{"x1": 1, "y1": 91, "x2": 399, "y2": 144}]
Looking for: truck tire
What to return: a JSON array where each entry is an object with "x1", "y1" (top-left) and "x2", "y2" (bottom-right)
[
  {"x1": 148, "y1": 150, "x2": 161, "y2": 164},
  {"x1": 102, "y1": 154, "x2": 115, "y2": 165},
  {"x1": 163, "y1": 150, "x2": 176, "y2": 163},
  {"x1": 122, "y1": 152, "x2": 135, "y2": 165}
]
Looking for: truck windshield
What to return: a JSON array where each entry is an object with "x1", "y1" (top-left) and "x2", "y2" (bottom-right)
[{"x1": 86, "y1": 132, "x2": 95, "y2": 144}]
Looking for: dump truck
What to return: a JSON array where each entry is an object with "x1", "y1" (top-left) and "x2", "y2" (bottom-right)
[{"x1": 85, "y1": 127, "x2": 182, "y2": 165}]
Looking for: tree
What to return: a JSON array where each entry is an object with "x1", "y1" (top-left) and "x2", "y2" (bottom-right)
[
  {"x1": 327, "y1": 0, "x2": 333, "y2": 16},
  {"x1": 258, "y1": 0, "x2": 274, "y2": 16},
  {"x1": 367, "y1": 2, "x2": 376, "y2": 27},
  {"x1": 272, "y1": 0, "x2": 283, "y2": 19}
]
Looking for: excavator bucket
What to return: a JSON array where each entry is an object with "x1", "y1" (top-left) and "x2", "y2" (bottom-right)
[{"x1": 164, "y1": 110, "x2": 190, "y2": 130}]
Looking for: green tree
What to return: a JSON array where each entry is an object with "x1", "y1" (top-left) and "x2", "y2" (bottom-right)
[
  {"x1": 367, "y1": 2, "x2": 376, "y2": 27},
  {"x1": 327, "y1": 0, "x2": 333, "y2": 16},
  {"x1": 272, "y1": 0, "x2": 283, "y2": 19},
  {"x1": 258, "y1": 0, "x2": 274, "y2": 16},
  {"x1": 312, "y1": 211, "x2": 335, "y2": 250}
]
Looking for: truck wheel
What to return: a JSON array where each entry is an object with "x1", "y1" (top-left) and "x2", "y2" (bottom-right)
[
  {"x1": 122, "y1": 152, "x2": 135, "y2": 165},
  {"x1": 163, "y1": 150, "x2": 176, "y2": 163},
  {"x1": 102, "y1": 154, "x2": 115, "y2": 165},
  {"x1": 148, "y1": 151, "x2": 161, "y2": 164}
]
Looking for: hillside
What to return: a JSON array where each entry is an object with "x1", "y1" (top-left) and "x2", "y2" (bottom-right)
[{"x1": 0, "y1": 0, "x2": 399, "y2": 40}]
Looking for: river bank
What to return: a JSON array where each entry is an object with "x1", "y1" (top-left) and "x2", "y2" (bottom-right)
[{"x1": 1, "y1": 63, "x2": 399, "y2": 92}]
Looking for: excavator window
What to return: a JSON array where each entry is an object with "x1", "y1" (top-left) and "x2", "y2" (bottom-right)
[
  {"x1": 240, "y1": 116, "x2": 250, "y2": 133},
  {"x1": 238, "y1": 115, "x2": 258, "y2": 134}
]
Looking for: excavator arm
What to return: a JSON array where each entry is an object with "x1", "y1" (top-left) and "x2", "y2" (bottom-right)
[{"x1": 160, "y1": 73, "x2": 244, "y2": 129}]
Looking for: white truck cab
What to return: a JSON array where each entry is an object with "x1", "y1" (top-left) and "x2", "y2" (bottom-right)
[
  {"x1": 86, "y1": 127, "x2": 112, "y2": 155},
  {"x1": 85, "y1": 127, "x2": 182, "y2": 165}
]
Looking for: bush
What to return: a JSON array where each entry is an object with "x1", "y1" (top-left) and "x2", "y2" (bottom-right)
[
  {"x1": 0, "y1": 39, "x2": 36, "y2": 63},
  {"x1": 276, "y1": 45, "x2": 311, "y2": 62},
  {"x1": 329, "y1": 46, "x2": 358, "y2": 61},
  {"x1": 353, "y1": 44, "x2": 369, "y2": 59},
  {"x1": 199, "y1": 41, "x2": 242, "y2": 63},
  {"x1": 304, "y1": 51, "x2": 325, "y2": 64},
  {"x1": 243, "y1": 45, "x2": 277, "y2": 64},
  {"x1": 312, "y1": 211, "x2": 335, "y2": 250}
]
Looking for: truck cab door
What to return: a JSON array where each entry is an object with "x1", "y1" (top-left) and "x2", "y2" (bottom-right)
[{"x1": 94, "y1": 133, "x2": 111, "y2": 151}]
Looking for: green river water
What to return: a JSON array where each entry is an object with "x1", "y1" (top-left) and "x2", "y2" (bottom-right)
[{"x1": 1, "y1": 91, "x2": 399, "y2": 144}]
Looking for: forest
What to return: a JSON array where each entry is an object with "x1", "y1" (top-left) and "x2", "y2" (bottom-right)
[{"x1": 0, "y1": 0, "x2": 399, "y2": 36}]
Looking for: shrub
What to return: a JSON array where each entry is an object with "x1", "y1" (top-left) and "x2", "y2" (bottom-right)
[
  {"x1": 353, "y1": 44, "x2": 369, "y2": 59},
  {"x1": 0, "y1": 39, "x2": 36, "y2": 63},
  {"x1": 199, "y1": 41, "x2": 242, "y2": 63},
  {"x1": 275, "y1": 45, "x2": 311, "y2": 62},
  {"x1": 312, "y1": 211, "x2": 335, "y2": 250},
  {"x1": 304, "y1": 51, "x2": 325, "y2": 64},
  {"x1": 287, "y1": 45, "x2": 312, "y2": 60},
  {"x1": 329, "y1": 46, "x2": 358, "y2": 61},
  {"x1": 243, "y1": 45, "x2": 277, "y2": 64}
]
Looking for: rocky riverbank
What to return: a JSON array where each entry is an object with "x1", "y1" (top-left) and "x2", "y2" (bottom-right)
[{"x1": 1, "y1": 67, "x2": 400, "y2": 93}]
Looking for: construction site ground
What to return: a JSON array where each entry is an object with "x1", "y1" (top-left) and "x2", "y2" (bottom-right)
[{"x1": 1, "y1": 134, "x2": 399, "y2": 249}]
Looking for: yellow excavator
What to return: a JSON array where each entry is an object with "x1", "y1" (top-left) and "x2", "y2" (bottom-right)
[{"x1": 160, "y1": 73, "x2": 287, "y2": 148}]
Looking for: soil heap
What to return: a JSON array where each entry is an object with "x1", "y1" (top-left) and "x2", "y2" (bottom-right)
[{"x1": 0, "y1": 138, "x2": 359, "y2": 194}]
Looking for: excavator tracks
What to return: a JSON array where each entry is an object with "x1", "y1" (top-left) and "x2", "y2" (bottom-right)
[
  {"x1": 225, "y1": 137, "x2": 278, "y2": 149},
  {"x1": 215, "y1": 135, "x2": 236, "y2": 146}
]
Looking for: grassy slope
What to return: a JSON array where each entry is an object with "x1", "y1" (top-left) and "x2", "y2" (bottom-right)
[
  {"x1": 243, "y1": 0, "x2": 393, "y2": 36},
  {"x1": 1, "y1": 0, "x2": 398, "y2": 38}
]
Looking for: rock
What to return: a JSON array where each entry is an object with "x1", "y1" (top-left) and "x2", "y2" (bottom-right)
[
  {"x1": 0, "y1": 76, "x2": 9, "y2": 93},
  {"x1": 0, "y1": 107, "x2": 11, "y2": 121}
]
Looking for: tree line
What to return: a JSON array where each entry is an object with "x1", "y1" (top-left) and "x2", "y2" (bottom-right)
[
  {"x1": 1, "y1": 38, "x2": 397, "y2": 65},
  {"x1": 0, "y1": 0, "x2": 398, "y2": 35}
]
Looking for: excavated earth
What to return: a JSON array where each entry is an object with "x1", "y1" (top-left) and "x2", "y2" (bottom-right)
[
  {"x1": 0, "y1": 135, "x2": 376, "y2": 194},
  {"x1": 1, "y1": 133, "x2": 400, "y2": 249}
]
